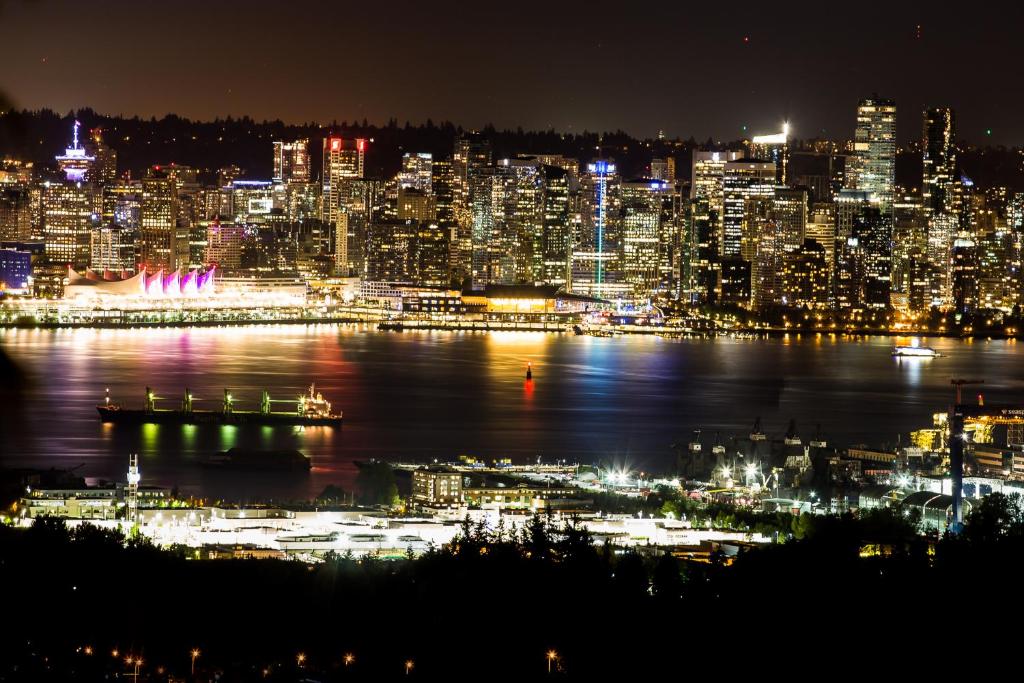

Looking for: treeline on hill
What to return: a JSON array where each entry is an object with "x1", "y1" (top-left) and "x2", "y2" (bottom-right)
[
  {"x1": 0, "y1": 108, "x2": 685, "y2": 182},
  {"x1": 4, "y1": 108, "x2": 1022, "y2": 190},
  {"x1": 2, "y1": 494, "x2": 1024, "y2": 680}
]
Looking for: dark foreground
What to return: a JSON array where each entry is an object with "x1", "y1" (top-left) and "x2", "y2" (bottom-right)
[{"x1": 3, "y1": 499, "x2": 1023, "y2": 680}]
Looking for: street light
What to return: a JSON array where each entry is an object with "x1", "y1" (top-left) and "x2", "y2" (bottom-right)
[
  {"x1": 547, "y1": 650, "x2": 558, "y2": 673},
  {"x1": 405, "y1": 659, "x2": 414, "y2": 675},
  {"x1": 191, "y1": 649, "x2": 200, "y2": 675},
  {"x1": 344, "y1": 653, "x2": 354, "y2": 667},
  {"x1": 296, "y1": 652, "x2": 306, "y2": 667}
]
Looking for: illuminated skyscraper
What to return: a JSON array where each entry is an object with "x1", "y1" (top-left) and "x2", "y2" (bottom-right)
[
  {"x1": 453, "y1": 133, "x2": 492, "y2": 283},
  {"x1": 539, "y1": 165, "x2": 571, "y2": 288},
  {"x1": 321, "y1": 137, "x2": 366, "y2": 241},
  {"x1": 139, "y1": 174, "x2": 178, "y2": 271},
  {"x1": 572, "y1": 160, "x2": 627, "y2": 298},
  {"x1": 922, "y1": 108, "x2": 957, "y2": 217},
  {"x1": 0, "y1": 186, "x2": 32, "y2": 242},
  {"x1": 850, "y1": 97, "x2": 896, "y2": 215},
  {"x1": 399, "y1": 153, "x2": 433, "y2": 194},
  {"x1": 87, "y1": 128, "x2": 118, "y2": 186},
  {"x1": 722, "y1": 159, "x2": 775, "y2": 261},
  {"x1": 749, "y1": 123, "x2": 789, "y2": 184},
  {"x1": 621, "y1": 179, "x2": 670, "y2": 300},
  {"x1": 273, "y1": 139, "x2": 310, "y2": 184},
  {"x1": 41, "y1": 182, "x2": 96, "y2": 267}
]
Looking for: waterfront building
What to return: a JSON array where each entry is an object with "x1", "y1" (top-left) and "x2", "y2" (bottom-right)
[
  {"x1": 139, "y1": 174, "x2": 178, "y2": 271},
  {"x1": 452, "y1": 133, "x2": 492, "y2": 283},
  {"x1": 205, "y1": 221, "x2": 246, "y2": 271},
  {"x1": 782, "y1": 239, "x2": 829, "y2": 308},
  {"x1": 89, "y1": 225, "x2": 135, "y2": 272},
  {"x1": 412, "y1": 469, "x2": 463, "y2": 507},
  {"x1": 621, "y1": 179, "x2": 669, "y2": 300},
  {"x1": 950, "y1": 237, "x2": 978, "y2": 313},
  {"x1": 42, "y1": 181, "x2": 97, "y2": 268},
  {"x1": 686, "y1": 197, "x2": 719, "y2": 305},
  {"x1": 0, "y1": 247, "x2": 32, "y2": 291},
  {"x1": 364, "y1": 219, "x2": 449, "y2": 287}
]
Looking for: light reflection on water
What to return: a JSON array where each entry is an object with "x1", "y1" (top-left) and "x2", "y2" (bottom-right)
[{"x1": 2, "y1": 325, "x2": 1023, "y2": 501}]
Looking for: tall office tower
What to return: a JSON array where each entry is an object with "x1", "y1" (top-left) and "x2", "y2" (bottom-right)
[
  {"x1": 55, "y1": 121, "x2": 95, "y2": 183},
  {"x1": 539, "y1": 165, "x2": 571, "y2": 288},
  {"x1": 139, "y1": 175, "x2": 178, "y2": 271},
  {"x1": 621, "y1": 179, "x2": 671, "y2": 300},
  {"x1": 657, "y1": 189, "x2": 684, "y2": 299},
  {"x1": 399, "y1": 153, "x2": 433, "y2": 193},
  {"x1": 686, "y1": 198, "x2": 719, "y2": 306},
  {"x1": 573, "y1": 160, "x2": 627, "y2": 298},
  {"x1": 41, "y1": 182, "x2": 96, "y2": 267},
  {"x1": 753, "y1": 217, "x2": 786, "y2": 309},
  {"x1": 772, "y1": 186, "x2": 808, "y2": 252},
  {"x1": 336, "y1": 179, "x2": 380, "y2": 277},
  {"x1": 719, "y1": 258, "x2": 751, "y2": 307},
  {"x1": 87, "y1": 128, "x2": 118, "y2": 186},
  {"x1": 453, "y1": 133, "x2": 493, "y2": 285},
  {"x1": 321, "y1": 137, "x2": 366, "y2": 243},
  {"x1": 0, "y1": 185, "x2": 32, "y2": 241},
  {"x1": 691, "y1": 151, "x2": 742, "y2": 228},
  {"x1": 468, "y1": 167, "x2": 500, "y2": 286},
  {"x1": 431, "y1": 160, "x2": 459, "y2": 284},
  {"x1": 891, "y1": 190, "x2": 927, "y2": 297},
  {"x1": 852, "y1": 204, "x2": 890, "y2": 308},
  {"x1": 749, "y1": 123, "x2": 789, "y2": 184},
  {"x1": 950, "y1": 237, "x2": 978, "y2": 313},
  {"x1": 850, "y1": 97, "x2": 896, "y2": 217},
  {"x1": 497, "y1": 157, "x2": 544, "y2": 283},
  {"x1": 89, "y1": 225, "x2": 134, "y2": 272},
  {"x1": 1008, "y1": 193, "x2": 1024, "y2": 233},
  {"x1": 722, "y1": 159, "x2": 776, "y2": 260},
  {"x1": 907, "y1": 250, "x2": 933, "y2": 312},
  {"x1": 782, "y1": 239, "x2": 829, "y2": 308},
  {"x1": 285, "y1": 181, "x2": 320, "y2": 223},
  {"x1": 922, "y1": 109, "x2": 957, "y2": 217},
  {"x1": 273, "y1": 139, "x2": 311, "y2": 183}
]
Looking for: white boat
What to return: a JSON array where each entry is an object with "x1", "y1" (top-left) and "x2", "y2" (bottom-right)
[{"x1": 892, "y1": 345, "x2": 940, "y2": 358}]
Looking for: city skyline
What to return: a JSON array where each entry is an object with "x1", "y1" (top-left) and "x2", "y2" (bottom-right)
[{"x1": 2, "y1": 1, "x2": 1023, "y2": 145}]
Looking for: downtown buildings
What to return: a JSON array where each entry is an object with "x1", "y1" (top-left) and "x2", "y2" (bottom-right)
[{"x1": 2, "y1": 102, "x2": 1021, "y2": 327}]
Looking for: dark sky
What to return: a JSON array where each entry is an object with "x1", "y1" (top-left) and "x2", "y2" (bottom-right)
[{"x1": 2, "y1": 0, "x2": 1023, "y2": 144}]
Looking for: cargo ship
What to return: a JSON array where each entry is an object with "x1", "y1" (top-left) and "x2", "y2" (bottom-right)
[
  {"x1": 201, "y1": 447, "x2": 311, "y2": 471},
  {"x1": 97, "y1": 384, "x2": 343, "y2": 427}
]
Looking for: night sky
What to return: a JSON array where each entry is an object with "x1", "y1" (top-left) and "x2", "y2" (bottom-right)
[{"x1": 2, "y1": 1, "x2": 1022, "y2": 144}]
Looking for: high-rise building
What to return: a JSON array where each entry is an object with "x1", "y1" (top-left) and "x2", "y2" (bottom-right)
[
  {"x1": 453, "y1": 133, "x2": 492, "y2": 283},
  {"x1": 139, "y1": 175, "x2": 178, "y2": 271},
  {"x1": 41, "y1": 182, "x2": 96, "y2": 268},
  {"x1": 539, "y1": 165, "x2": 571, "y2": 288},
  {"x1": 90, "y1": 225, "x2": 134, "y2": 272},
  {"x1": 621, "y1": 179, "x2": 669, "y2": 300},
  {"x1": 572, "y1": 160, "x2": 628, "y2": 298},
  {"x1": 321, "y1": 137, "x2": 366, "y2": 242},
  {"x1": 950, "y1": 237, "x2": 978, "y2": 313},
  {"x1": 782, "y1": 239, "x2": 829, "y2": 308},
  {"x1": 722, "y1": 159, "x2": 775, "y2": 260},
  {"x1": 0, "y1": 185, "x2": 32, "y2": 242},
  {"x1": 686, "y1": 198, "x2": 719, "y2": 306},
  {"x1": 397, "y1": 187, "x2": 437, "y2": 222},
  {"x1": 273, "y1": 139, "x2": 311, "y2": 184},
  {"x1": 364, "y1": 219, "x2": 448, "y2": 286},
  {"x1": 850, "y1": 97, "x2": 896, "y2": 216},
  {"x1": 749, "y1": 123, "x2": 789, "y2": 184},
  {"x1": 399, "y1": 153, "x2": 433, "y2": 194},
  {"x1": 922, "y1": 108, "x2": 957, "y2": 217}
]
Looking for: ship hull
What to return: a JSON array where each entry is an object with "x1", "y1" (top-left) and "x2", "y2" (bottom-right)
[{"x1": 97, "y1": 406, "x2": 342, "y2": 427}]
